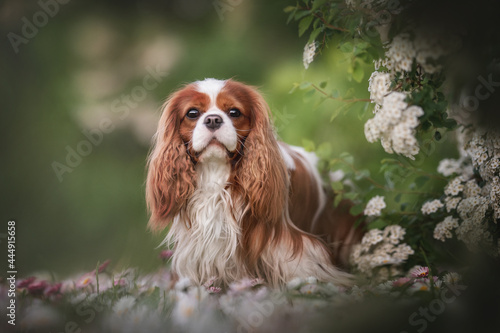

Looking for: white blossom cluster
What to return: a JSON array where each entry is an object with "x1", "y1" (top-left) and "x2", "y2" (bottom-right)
[
  {"x1": 364, "y1": 91, "x2": 424, "y2": 159},
  {"x1": 434, "y1": 127, "x2": 500, "y2": 255},
  {"x1": 433, "y1": 216, "x2": 459, "y2": 242},
  {"x1": 364, "y1": 30, "x2": 454, "y2": 159},
  {"x1": 375, "y1": 32, "x2": 448, "y2": 74},
  {"x1": 421, "y1": 199, "x2": 444, "y2": 215},
  {"x1": 350, "y1": 225, "x2": 414, "y2": 278},
  {"x1": 364, "y1": 195, "x2": 386, "y2": 216},
  {"x1": 303, "y1": 42, "x2": 316, "y2": 69}
]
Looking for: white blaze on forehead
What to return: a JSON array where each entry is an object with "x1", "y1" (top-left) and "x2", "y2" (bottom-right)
[{"x1": 194, "y1": 78, "x2": 227, "y2": 105}]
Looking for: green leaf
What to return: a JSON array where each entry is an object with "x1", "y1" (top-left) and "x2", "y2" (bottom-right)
[
  {"x1": 294, "y1": 9, "x2": 313, "y2": 21},
  {"x1": 299, "y1": 81, "x2": 312, "y2": 90},
  {"x1": 331, "y1": 181, "x2": 344, "y2": 191},
  {"x1": 340, "y1": 42, "x2": 353, "y2": 53},
  {"x1": 367, "y1": 219, "x2": 388, "y2": 230},
  {"x1": 381, "y1": 158, "x2": 400, "y2": 165},
  {"x1": 350, "y1": 204, "x2": 365, "y2": 216},
  {"x1": 308, "y1": 28, "x2": 323, "y2": 43},
  {"x1": 317, "y1": 142, "x2": 332, "y2": 156},
  {"x1": 344, "y1": 192, "x2": 359, "y2": 201},
  {"x1": 319, "y1": 81, "x2": 328, "y2": 89},
  {"x1": 330, "y1": 107, "x2": 342, "y2": 122},
  {"x1": 288, "y1": 83, "x2": 300, "y2": 94},
  {"x1": 355, "y1": 169, "x2": 370, "y2": 180},
  {"x1": 284, "y1": 6, "x2": 296, "y2": 13},
  {"x1": 298, "y1": 16, "x2": 314, "y2": 37},
  {"x1": 311, "y1": 0, "x2": 329, "y2": 10},
  {"x1": 286, "y1": 7, "x2": 298, "y2": 24},
  {"x1": 334, "y1": 193, "x2": 343, "y2": 207},
  {"x1": 415, "y1": 176, "x2": 429, "y2": 188},
  {"x1": 352, "y1": 63, "x2": 364, "y2": 83},
  {"x1": 339, "y1": 152, "x2": 354, "y2": 165},
  {"x1": 302, "y1": 139, "x2": 316, "y2": 151},
  {"x1": 394, "y1": 193, "x2": 402, "y2": 203}
]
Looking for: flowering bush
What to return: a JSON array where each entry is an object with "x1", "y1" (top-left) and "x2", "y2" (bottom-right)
[{"x1": 287, "y1": 0, "x2": 500, "y2": 279}]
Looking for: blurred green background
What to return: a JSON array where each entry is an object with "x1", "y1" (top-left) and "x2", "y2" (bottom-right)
[{"x1": 0, "y1": 0, "x2": 452, "y2": 278}]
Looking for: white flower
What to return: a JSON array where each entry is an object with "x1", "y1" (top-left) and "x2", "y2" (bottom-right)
[
  {"x1": 364, "y1": 92, "x2": 424, "y2": 159},
  {"x1": 433, "y1": 216, "x2": 459, "y2": 242},
  {"x1": 364, "y1": 195, "x2": 386, "y2": 216},
  {"x1": 443, "y1": 272, "x2": 461, "y2": 285},
  {"x1": 300, "y1": 283, "x2": 318, "y2": 295},
  {"x1": 438, "y1": 159, "x2": 462, "y2": 176},
  {"x1": 362, "y1": 229, "x2": 384, "y2": 245},
  {"x1": 383, "y1": 225, "x2": 406, "y2": 245},
  {"x1": 368, "y1": 71, "x2": 392, "y2": 104},
  {"x1": 287, "y1": 277, "x2": 303, "y2": 290},
  {"x1": 303, "y1": 42, "x2": 316, "y2": 69},
  {"x1": 113, "y1": 296, "x2": 136, "y2": 316},
  {"x1": 175, "y1": 277, "x2": 192, "y2": 291},
  {"x1": 352, "y1": 226, "x2": 414, "y2": 276},
  {"x1": 385, "y1": 34, "x2": 416, "y2": 72},
  {"x1": 445, "y1": 176, "x2": 465, "y2": 196},
  {"x1": 172, "y1": 290, "x2": 198, "y2": 326},
  {"x1": 305, "y1": 276, "x2": 318, "y2": 284},
  {"x1": 421, "y1": 199, "x2": 444, "y2": 215},
  {"x1": 445, "y1": 196, "x2": 461, "y2": 212}
]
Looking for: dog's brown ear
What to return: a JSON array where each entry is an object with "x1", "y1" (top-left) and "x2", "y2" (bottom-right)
[
  {"x1": 145, "y1": 91, "x2": 196, "y2": 232},
  {"x1": 229, "y1": 81, "x2": 302, "y2": 266}
]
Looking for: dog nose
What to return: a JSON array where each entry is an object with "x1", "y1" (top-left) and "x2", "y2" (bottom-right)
[{"x1": 204, "y1": 114, "x2": 223, "y2": 131}]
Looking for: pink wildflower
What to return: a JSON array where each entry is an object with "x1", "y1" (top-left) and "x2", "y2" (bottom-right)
[
  {"x1": 27, "y1": 280, "x2": 48, "y2": 296},
  {"x1": 411, "y1": 266, "x2": 429, "y2": 278},
  {"x1": 392, "y1": 277, "x2": 411, "y2": 287},
  {"x1": 17, "y1": 277, "x2": 36, "y2": 289},
  {"x1": 44, "y1": 283, "x2": 62, "y2": 297},
  {"x1": 159, "y1": 250, "x2": 174, "y2": 261},
  {"x1": 97, "y1": 260, "x2": 111, "y2": 273}
]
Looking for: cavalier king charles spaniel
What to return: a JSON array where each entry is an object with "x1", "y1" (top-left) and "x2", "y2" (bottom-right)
[{"x1": 146, "y1": 78, "x2": 363, "y2": 288}]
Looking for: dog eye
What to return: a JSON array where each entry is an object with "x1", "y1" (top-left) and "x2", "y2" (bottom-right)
[
  {"x1": 229, "y1": 108, "x2": 241, "y2": 118},
  {"x1": 186, "y1": 109, "x2": 200, "y2": 119}
]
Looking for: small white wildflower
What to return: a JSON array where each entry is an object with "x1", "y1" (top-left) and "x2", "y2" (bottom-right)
[
  {"x1": 175, "y1": 277, "x2": 192, "y2": 291},
  {"x1": 362, "y1": 229, "x2": 384, "y2": 246},
  {"x1": 303, "y1": 42, "x2": 316, "y2": 69},
  {"x1": 368, "y1": 71, "x2": 392, "y2": 104},
  {"x1": 445, "y1": 176, "x2": 465, "y2": 196},
  {"x1": 172, "y1": 291, "x2": 198, "y2": 326},
  {"x1": 438, "y1": 159, "x2": 462, "y2": 176},
  {"x1": 113, "y1": 296, "x2": 136, "y2": 316},
  {"x1": 383, "y1": 225, "x2": 406, "y2": 245},
  {"x1": 287, "y1": 277, "x2": 303, "y2": 290},
  {"x1": 433, "y1": 216, "x2": 459, "y2": 242},
  {"x1": 364, "y1": 195, "x2": 386, "y2": 216},
  {"x1": 421, "y1": 199, "x2": 444, "y2": 215},
  {"x1": 445, "y1": 196, "x2": 461, "y2": 212}
]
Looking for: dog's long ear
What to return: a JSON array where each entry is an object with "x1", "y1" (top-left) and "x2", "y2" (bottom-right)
[
  {"x1": 231, "y1": 83, "x2": 300, "y2": 265},
  {"x1": 146, "y1": 91, "x2": 196, "y2": 232}
]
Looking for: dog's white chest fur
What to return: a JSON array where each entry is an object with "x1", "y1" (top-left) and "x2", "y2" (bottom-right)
[{"x1": 166, "y1": 149, "x2": 243, "y2": 285}]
